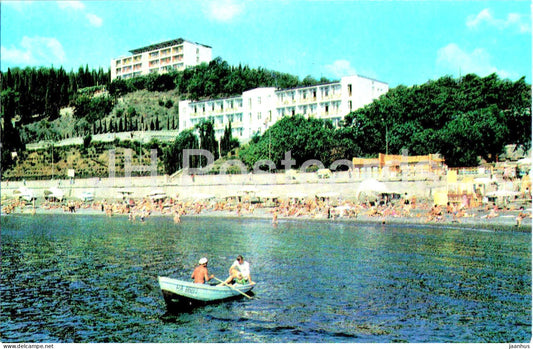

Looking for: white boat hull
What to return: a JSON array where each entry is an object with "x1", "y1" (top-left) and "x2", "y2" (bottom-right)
[{"x1": 158, "y1": 277, "x2": 255, "y2": 308}]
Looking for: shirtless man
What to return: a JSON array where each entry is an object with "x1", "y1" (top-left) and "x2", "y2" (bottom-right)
[{"x1": 191, "y1": 257, "x2": 214, "y2": 284}]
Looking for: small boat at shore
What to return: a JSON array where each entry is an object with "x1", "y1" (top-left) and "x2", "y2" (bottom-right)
[{"x1": 158, "y1": 276, "x2": 255, "y2": 309}]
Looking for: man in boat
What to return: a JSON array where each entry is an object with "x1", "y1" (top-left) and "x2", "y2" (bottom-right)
[
  {"x1": 219, "y1": 255, "x2": 252, "y2": 285},
  {"x1": 191, "y1": 257, "x2": 214, "y2": 284}
]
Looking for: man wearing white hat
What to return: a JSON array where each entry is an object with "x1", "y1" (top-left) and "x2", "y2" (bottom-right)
[{"x1": 191, "y1": 257, "x2": 214, "y2": 284}]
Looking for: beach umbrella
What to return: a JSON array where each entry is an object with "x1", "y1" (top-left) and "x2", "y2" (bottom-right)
[
  {"x1": 355, "y1": 179, "x2": 390, "y2": 202},
  {"x1": 356, "y1": 179, "x2": 388, "y2": 194},
  {"x1": 485, "y1": 190, "x2": 520, "y2": 197},
  {"x1": 44, "y1": 187, "x2": 65, "y2": 201},
  {"x1": 78, "y1": 191, "x2": 94, "y2": 202},
  {"x1": 118, "y1": 189, "x2": 134, "y2": 200},
  {"x1": 147, "y1": 190, "x2": 167, "y2": 201},
  {"x1": 13, "y1": 187, "x2": 36, "y2": 201}
]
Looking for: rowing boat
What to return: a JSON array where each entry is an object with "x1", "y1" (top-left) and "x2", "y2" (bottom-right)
[{"x1": 158, "y1": 276, "x2": 255, "y2": 308}]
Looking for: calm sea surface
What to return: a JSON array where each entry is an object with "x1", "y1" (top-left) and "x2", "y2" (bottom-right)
[{"x1": 1, "y1": 214, "x2": 531, "y2": 343}]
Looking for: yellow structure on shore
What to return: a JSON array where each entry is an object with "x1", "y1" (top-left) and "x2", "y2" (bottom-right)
[{"x1": 352, "y1": 153, "x2": 445, "y2": 176}]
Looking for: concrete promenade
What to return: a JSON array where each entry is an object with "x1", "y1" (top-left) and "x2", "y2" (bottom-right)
[{"x1": 1, "y1": 170, "x2": 443, "y2": 202}]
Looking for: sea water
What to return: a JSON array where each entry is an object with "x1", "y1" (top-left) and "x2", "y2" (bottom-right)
[{"x1": 1, "y1": 214, "x2": 530, "y2": 343}]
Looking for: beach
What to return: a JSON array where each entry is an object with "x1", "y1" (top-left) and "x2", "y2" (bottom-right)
[
  {"x1": 2, "y1": 174, "x2": 531, "y2": 343},
  {"x1": 3, "y1": 194, "x2": 531, "y2": 233},
  {"x1": 2, "y1": 169, "x2": 531, "y2": 233}
]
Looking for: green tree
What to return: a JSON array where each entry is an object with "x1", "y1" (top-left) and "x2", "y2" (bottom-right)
[
  {"x1": 146, "y1": 73, "x2": 175, "y2": 91},
  {"x1": 1, "y1": 89, "x2": 23, "y2": 171},
  {"x1": 44, "y1": 68, "x2": 60, "y2": 120},
  {"x1": 163, "y1": 129, "x2": 200, "y2": 174},
  {"x1": 196, "y1": 120, "x2": 219, "y2": 164},
  {"x1": 342, "y1": 73, "x2": 531, "y2": 166},
  {"x1": 220, "y1": 120, "x2": 240, "y2": 157},
  {"x1": 240, "y1": 115, "x2": 335, "y2": 169},
  {"x1": 108, "y1": 78, "x2": 131, "y2": 98},
  {"x1": 72, "y1": 94, "x2": 114, "y2": 123}
]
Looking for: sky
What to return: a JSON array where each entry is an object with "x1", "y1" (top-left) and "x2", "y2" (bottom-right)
[{"x1": 1, "y1": 0, "x2": 531, "y2": 87}]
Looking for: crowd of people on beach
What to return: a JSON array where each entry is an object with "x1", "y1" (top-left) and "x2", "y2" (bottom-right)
[{"x1": 2, "y1": 192, "x2": 531, "y2": 228}]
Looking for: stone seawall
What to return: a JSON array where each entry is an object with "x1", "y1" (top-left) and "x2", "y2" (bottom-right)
[{"x1": 1, "y1": 171, "x2": 444, "y2": 202}]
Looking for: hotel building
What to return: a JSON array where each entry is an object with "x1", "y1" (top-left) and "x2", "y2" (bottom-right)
[
  {"x1": 111, "y1": 38, "x2": 212, "y2": 80},
  {"x1": 179, "y1": 75, "x2": 389, "y2": 142}
]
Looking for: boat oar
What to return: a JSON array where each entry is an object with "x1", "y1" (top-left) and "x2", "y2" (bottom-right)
[{"x1": 213, "y1": 277, "x2": 253, "y2": 299}]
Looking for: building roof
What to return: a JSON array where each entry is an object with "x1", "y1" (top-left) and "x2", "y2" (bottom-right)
[{"x1": 129, "y1": 38, "x2": 211, "y2": 55}]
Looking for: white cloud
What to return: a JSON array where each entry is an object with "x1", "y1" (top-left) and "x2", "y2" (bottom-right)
[
  {"x1": 56, "y1": 1, "x2": 103, "y2": 27},
  {"x1": 466, "y1": 8, "x2": 531, "y2": 33},
  {"x1": 204, "y1": 0, "x2": 244, "y2": 22},
  {"x1": 86, "y1": 13, "x2": 103, "y2": 27},
  {"x1": 324, "y1": 60, "x2": 357, "y2": 78},
  {"x1": 57, "y1": 1, "x2": 86, "y2": 11},
  {"x1": 466, "y1": 8, "x2": 491, "y2": 28},
  {"x1": 436, "y1": 43, "x2": 517, "y2": 79},
  {"x1": 1, "y1": 36, "x2": 66, "y2": 66}
]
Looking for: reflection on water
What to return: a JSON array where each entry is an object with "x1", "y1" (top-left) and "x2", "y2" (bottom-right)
[{"x1": 0, "y1": 214, "x2": 530, "y2": 343}]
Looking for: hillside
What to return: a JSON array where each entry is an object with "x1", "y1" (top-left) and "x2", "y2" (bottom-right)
[
  {"x1": 2, "y1": 68, "x2": 531, "y2": 181},
  {"x1": 3, "y1": 140, "x2": 165, "y2": 181},
  {"x1": 19, "y1": 90, "x2": 181, "y2": 144}
]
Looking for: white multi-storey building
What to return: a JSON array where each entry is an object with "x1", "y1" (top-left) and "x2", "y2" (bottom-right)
[
  {"x1": 111, "y1": 38, "x2": 212, "y2": 80},
  {"x1": 179, "y1": 75, "x2": 388, "y2": 142}
]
